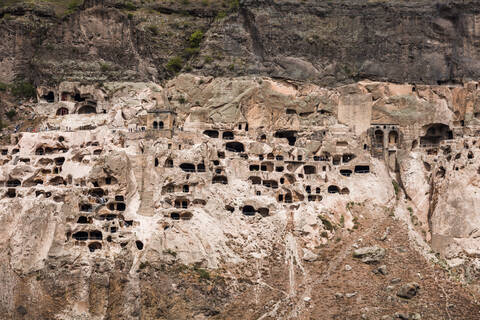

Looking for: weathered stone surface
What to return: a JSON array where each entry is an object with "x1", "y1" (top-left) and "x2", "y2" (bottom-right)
[
  {"x1": 353, "y1": 246, "x2": 386, "y2": 264},
  {"x1": 0, "y1": 14, "x2": 480, "y2": 315},
  {"x1": 397, "y1": 282, "x2": 420, "y2": 299},
  {"x1": 3, "y1": 0, "x2": 480, "y2": 85}
]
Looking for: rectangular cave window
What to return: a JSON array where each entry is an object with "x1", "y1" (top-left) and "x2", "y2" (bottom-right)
[
  {"x1": 354, "y1": 165, "x2": 370, "y2": 174},
  {"x1": 179, "y1": 163, "x2": 196, "y2": 172},
  {"x1": 197, "y1": 163, "x2": 206, "y2": 172}
]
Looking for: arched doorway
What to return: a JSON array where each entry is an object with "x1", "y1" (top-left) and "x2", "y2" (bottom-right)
[
  {"x1": 388, "y1": 131, "x2": 398, "y2": 146},
  {"x1": 374, "y1": 130, "x2": 384, "y2": 146},
  {"x1": 56, "y1": 107, "x2": 69, "y2": 116},
  {"x1": 77, "y1": 105, "x2": 96, "y2": 114}
]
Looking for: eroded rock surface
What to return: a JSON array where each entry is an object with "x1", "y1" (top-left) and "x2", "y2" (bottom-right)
[
  {"x1": 0, "y1": 75, "x2": 478, "y2": 318},
  {"x1": 2, "y1": 0, "x2": 480, "y2": 85}
]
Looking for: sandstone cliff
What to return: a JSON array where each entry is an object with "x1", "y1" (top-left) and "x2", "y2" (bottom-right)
[{"x1": 1, "y1": 1, "x2": 480, "y2": 320}]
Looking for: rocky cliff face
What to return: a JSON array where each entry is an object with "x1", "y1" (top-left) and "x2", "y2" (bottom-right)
[
  {"x1": 2, "y1": 0, "x2": 480, "y2": 86},
  {"x1": 2, "y1": 1, "x2": 480, "y2": 320}
]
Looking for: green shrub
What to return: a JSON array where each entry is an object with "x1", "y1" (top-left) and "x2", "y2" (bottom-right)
[
  {"x1": 127, "y1": 13, "x2": 134, "y2": 20},
  {"x1": 11, "y1": 81, "x2": 35, "y2": 99},
  {"x1": 0, "y1": 82, "x2": 7, "y2": 91},
  {"x1": 195, "y1": 268, "x2": 210, "y2": 280},
  {"x1": 216, "y1": 11, "x2": 227, "y2": 20},
  {"x1": 204, "y1": 56, "x2": 213, "y2": 64},
  {"x1": 65, "y1": 0, "x2": 83, "y2": 15},
  {"x1": 99, "y1": 63, "x2": 111, "y2": 72},
  {"x1": 228, "y1": 0, "x2": 239, "y2": 11},
  {"x1": 166, "y1": 56, "x2": 183, "y2": 73},
  {"x1": 189, "y1": 30, "x2": 204, "y2": 48},
  {"x1": 147, "y1": 25, "x2": 159, "y2": 35},
  {"x1": 6, "y1": 110, "x2": 16, "y2": 120},
  {"x1": 124, "y1": 1, "x2": 136, "y2": 11}
]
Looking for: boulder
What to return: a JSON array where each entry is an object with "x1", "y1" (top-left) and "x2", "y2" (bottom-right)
[
  {"x1": 302, "y1": 248, "x2": 318, "y2": 262},
  {"x1": 353, "y1": 245, "x2": 386, "y2": 264},
  {"x1": 397, "y1": 282, "x2": 420, "y2": 299}
]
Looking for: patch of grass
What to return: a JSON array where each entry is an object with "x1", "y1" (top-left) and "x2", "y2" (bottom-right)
[
  {"x1": 339, "y1": 215, "x2": 345, "y2": 227},
  {"x1": 189, "y1": 30, "x2": 204, "y2": 48},
  {"x1": 166, "y1": 56, "x2": 183, "y2": 73}
]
